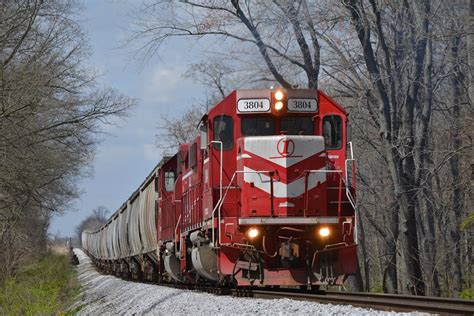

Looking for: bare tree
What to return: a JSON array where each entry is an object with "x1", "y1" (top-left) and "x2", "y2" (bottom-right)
[
  {"x1": 185, "y1": 61, "x2": 233, "y2": 100},
  {"x1": 322, "y1": 0, "x2": 473, "y2": 295},
  {"x1": 75, "y1": 206, "x2": 109, "y2": 246},
  {"x1": 128, "y1": 0, "x2": 326, "y2": 89},
  {"x1": 156, "y1": 103, "x2": 206, "y2": 153},
  {"x1": 0, "y1": 0, "x2": 134, "y2": 281}
]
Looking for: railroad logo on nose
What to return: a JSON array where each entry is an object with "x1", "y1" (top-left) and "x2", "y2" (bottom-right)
[
  {"x1": 277, "y1": 139, "x2": 295, "y2": 157},
  {"x1": 270, "y1": 138, "x2": 302, "y2": 159}
]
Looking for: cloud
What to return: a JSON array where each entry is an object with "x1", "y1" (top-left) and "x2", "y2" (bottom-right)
[
  {"x1": 143, "y1": 143, "x2": 162, "y2": 162},
  {"x1": 145, "y1": 66, "x2": 186, "y2": 102}
]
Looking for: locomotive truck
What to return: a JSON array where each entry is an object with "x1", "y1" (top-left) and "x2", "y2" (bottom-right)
[{"x1": 82, "y1": 88, "x2": 357, "y2": 290}]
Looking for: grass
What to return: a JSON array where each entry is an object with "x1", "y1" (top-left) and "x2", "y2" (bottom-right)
[
  {"x1": 459, "y1": 288, "x2": 474, "y2": 299},
  {"x1": 0, "y1": 253, "x2": 80, "y2": 315}
]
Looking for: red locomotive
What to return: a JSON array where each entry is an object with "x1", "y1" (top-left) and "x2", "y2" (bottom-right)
[{"x1": 82, "y1": 88, "x2": 357, "y2": 290}]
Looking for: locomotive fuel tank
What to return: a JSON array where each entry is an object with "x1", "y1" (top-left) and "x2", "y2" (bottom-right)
[
  {"x1": 190, "y1": 231, "x2": 219, "y2": 282},
  {"x1": 163, "y1": 242, "x2": 184, "y2": 282},
  {"x1": 191, "y1": 246, "x2": 219, "y2": 282}
]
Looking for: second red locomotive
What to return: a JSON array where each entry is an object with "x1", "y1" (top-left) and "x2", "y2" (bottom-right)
[{"x1": 82, "y1": 88, "x2": 357, "y2": 290}]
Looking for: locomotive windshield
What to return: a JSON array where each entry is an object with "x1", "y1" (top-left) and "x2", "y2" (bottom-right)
[
  {"x1": 241, "y1": 117, "x2": 275, "y2": 136},
  {"x1": 280, "y1": 117, "x2": 313, "y2": 135}
]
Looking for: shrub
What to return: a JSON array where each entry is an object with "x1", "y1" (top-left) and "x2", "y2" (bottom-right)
[{"x1": 459, "y1": 288, "x2": 474, "y2": 299}]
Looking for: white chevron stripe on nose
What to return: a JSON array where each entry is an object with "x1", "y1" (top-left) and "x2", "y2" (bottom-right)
[
  {"x1": 244, "y1": 135, "x2": 325, "y2": 168},
  {"x1": 243, "y1": 166, "x2": 326, "y2": 198}
]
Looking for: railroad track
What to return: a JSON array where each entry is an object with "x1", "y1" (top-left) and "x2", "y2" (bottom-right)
[
  {"x1": 164, "y1": 284, "x2": 474, "y2": 315},
  {"x1": 80, "y1": 251, "x2": 473, "y2": 315},
  {"x1": 249, "y1": 289, "x2": 474, "y2": 315},
  {"x1": 94, "y1": 273, "x2": 474, "y2": 315}
]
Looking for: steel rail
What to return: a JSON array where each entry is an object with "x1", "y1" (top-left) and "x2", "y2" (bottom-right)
[{"x1": 249, "y1": 289, "x2": 474, "y2": 315}]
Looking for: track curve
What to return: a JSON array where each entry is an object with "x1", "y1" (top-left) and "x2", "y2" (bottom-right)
[{"x1": 79, "y1": 249, "x2": 473, "y2": 315}]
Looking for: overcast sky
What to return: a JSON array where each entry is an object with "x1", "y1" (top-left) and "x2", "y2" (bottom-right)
[{"x1": 50, "y1": 0, "x2": 207, "y2": 237}]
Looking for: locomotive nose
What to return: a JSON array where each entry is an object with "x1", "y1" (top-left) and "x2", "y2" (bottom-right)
[{"x1": 238, "y1": 135, "x2": 327, "y2": 217}]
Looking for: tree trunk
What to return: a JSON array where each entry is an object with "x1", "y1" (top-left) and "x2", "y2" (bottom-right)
[
  {"x1": 344, "y1": 0, "x2": 426, "y2": 295},
  {"x1": 447, "y1": 34, "x2": 465, "y2": 296},
  {"x1": 357, "y1": 209, "x2": 370, "y2": 291},
  {"x1": 396, "y1": 179, "x2": 425, "y2": 295},
  {"x1": 383, "y1": 204, "x2": 398, "y2": 294},
  {"x1": 415, "y1": 33, "x2": 441, "y2": 296}
]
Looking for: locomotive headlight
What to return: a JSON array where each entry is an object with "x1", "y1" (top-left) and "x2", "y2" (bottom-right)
[
  {"x1": 247, "y1": 227, "x2": 259, "y2": 239},
  {"x1": 274, "y1": 101, "x2": 284, "y2": 111},
  {"x1": 274, "y1": 90, "x2": 284, "y2": 101},
  {"x1": 319, "y1": 227, "x2": 330, "y2": 238}
]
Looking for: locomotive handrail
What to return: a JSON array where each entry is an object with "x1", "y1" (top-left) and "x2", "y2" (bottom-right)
[
  {"x1": 344, "y1": 141, "x2": 355, "y2": 190},
  {"x1": 344, "y1": 141, "x2": 357, "y2": 243},
  {"x1": 209, "y1": 140, "x2": 223, "y2": 248},
  {"x1": 175, "y1": 214, "x2": 181, "y2": 255},
  {"x1": 344, "y1": 142, "x2": 356, "y2": 242},
  {"x1": 305, "y1": 169, "x2": 343, "y2": 173},
  {"x1": 343, "y1": 165, "x2": 356, "y2": 208},
  {"x1": 212, "y1": 169, "x2": 272, "y2": 248}
]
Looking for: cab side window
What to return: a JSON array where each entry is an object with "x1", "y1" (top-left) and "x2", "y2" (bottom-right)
[
  {"x1": 323, "y1": 115, "x2": 342, "y2": 150},
  {"x1": 164, "y1": 172, "x2": 175, "y2": 192},
  {"x1": 213, "y1": 115, "x2": 233, "y2": 150}
]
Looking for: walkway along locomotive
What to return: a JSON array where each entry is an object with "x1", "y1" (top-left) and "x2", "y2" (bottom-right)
[{"x1": 82, "y1": 88, "x2": 358, "y2": 289}]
